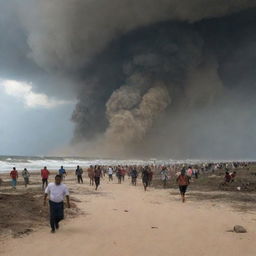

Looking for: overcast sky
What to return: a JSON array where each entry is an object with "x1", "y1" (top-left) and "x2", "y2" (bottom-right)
[
  {"x1": 0, "y1": 80, "x2": 75, "y2": 156},
  {"x1": 1, "y1": 1, "x2": 256, "y2": 159}
]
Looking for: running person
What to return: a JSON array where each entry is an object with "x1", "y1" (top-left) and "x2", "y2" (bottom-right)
[
  {"x1": 130, "y1": 167, "x2": 138, "y2": 186},
  {"x1": 41, "y1": 166, "x2": 50, "y2": 190},
  {"x1": 94, "y1": 166, "x2": 102, "y2": 190},
  {"x1": 44, "y1": 175, "x2": 70, "y2": 233},
  {"x1": 176, "y1": 168, "x2": 190, "y2": 203},
  {"x1": 142, "y1": 166, "x2": 150, "y2": 191},
  {"x1": 117, "y1": 166, "x2": 122, "y2": 184},
  {"x1": 160, "y1": 166, "x2": 168, "y2": 188}
]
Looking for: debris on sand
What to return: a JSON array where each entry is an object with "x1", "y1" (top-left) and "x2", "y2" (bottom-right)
[{"x1": 234, "y1": 225, "x2": 247, "y2": 233}]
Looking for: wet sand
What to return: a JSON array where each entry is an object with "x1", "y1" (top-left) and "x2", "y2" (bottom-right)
[{"x1": 1, "y1": 174, "x2": 256, "y2": 256}]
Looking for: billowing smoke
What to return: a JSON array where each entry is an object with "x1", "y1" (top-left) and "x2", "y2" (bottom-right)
[
  {"x1": 1, "y1": 1, "x2": 256, "y2": 159},
  {"x1": 105, "y1": 82, "x2": 171, "y2": 150}
]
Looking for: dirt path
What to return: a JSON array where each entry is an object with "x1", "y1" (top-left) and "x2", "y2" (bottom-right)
[{"x1": 1, "y1": 178, "x2": 256, "y2": 256}]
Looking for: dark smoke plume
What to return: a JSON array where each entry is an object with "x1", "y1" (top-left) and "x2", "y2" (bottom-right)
[{"x1": 1, "y1": 1, "x2": 256, "y2": 158}]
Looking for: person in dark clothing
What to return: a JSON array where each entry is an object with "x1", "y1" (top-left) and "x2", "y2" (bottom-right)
[
  {"x1": 148, "y1": 167, "x2": 153, "y2": 186},
  {"x1": 75, "y1": 165, "x2": 83, "y2": 184},
  {"x1": 117, "y1": 166, "x2": 122, "y2": 184},
  {"x1": 224, "y1": 171, "x2": 231, "y2": 184},
  {"x1": 131, "y1": 167, "x2": 138, "y2": 186},
  {"x1": 94, "y1": 166, "x2": 102, "y2": 190},
  {"x1": 142, "y1": 166, "x2": 150, "y2": 191}
]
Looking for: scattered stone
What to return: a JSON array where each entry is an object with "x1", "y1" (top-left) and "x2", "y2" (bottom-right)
[
  {"x1": 151, "y1": 226, "x2": 159, "y2": 229},
  {"x1": 234, "y1": 225, "x2": 247, "y2": 233},
  {"x1": 124, "y1": 210, "x2": 129, "y2": 212}
]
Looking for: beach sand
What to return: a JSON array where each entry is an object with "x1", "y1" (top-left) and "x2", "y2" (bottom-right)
[{"x1": 1, "y1": 172, "x2": 256, "y2": 256}]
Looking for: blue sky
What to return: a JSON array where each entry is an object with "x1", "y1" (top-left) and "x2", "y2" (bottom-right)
[{"x1": 0, "y1": 80, "x2": 75, "y2": 156}]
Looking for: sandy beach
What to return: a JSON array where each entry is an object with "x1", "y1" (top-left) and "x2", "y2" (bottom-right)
[{"x1": 1, "y1": 170, "x2": 256, "y2": 256}]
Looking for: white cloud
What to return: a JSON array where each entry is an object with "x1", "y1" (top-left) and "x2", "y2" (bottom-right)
[{"x1": 0, "y1": 80, "x2": 73, "y2": 108}]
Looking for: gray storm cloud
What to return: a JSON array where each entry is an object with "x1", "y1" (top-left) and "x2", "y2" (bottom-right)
[
  {"x1": 1, "y1": 0, "x2": 256, "y2": 158},
  {"x1": 16, "y1": 0, "x2": 256, "y2": 70}
]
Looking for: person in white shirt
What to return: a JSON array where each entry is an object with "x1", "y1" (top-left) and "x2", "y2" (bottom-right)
[
  {"x1": 108, "y1": 167, "x2": 113, "y2": 181},
  {"x1": 44, "y1": 175, "x2": 70, "y2": 233}
]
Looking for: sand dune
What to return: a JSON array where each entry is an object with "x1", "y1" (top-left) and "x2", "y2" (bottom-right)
[{"x1": 1, "y1": 178, "x2": 256, "y2": 256}]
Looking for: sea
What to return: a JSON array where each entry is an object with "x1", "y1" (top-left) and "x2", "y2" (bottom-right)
[{"x1": 0, "y1": 155, "x2": 205, "y2": 173}]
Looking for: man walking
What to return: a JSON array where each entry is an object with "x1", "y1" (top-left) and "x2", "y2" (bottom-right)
[
  {"x1": 142, "y1": 166, "x2": 150, "y2": 191},
  {"x1": 108, "y1": 166, "x2": 113, "y2": 181},
  {"x1": 131, "y1": 167, "x2": 138, "y2": 186},
  {"x1": 44, "y1": 175, "x2": 70, "y2": 233},
  {"x1": 94, "y1": 166, "x2": 102, "y2": 191},
  {"x1": 75, "y1": 165, "x2": 83, "y2": 184},
  {"x1": 41, "y1": 166, "x2": 50, "y2": 190},
  {"x1": 10, "y1": 167, "x2": 18, "y2": 189},
  {"x1": 22, "y1": 168, "x2": 30, "y2": 188},
  {"x1": 59, "y1": 166, "x2": 67, "y2": 180},
  {"x1": 160, "y1": 166, "x2": 168, "y2": 188}
]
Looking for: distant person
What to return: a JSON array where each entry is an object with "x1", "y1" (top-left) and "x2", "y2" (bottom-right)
[
  {"x1": 130, "y1": 167, "x2": 138, "y2": 186},
  {"x1": 108, "y1": 166, "x2": 113, "y2": 181},
  {"x1": 187, "y1": 166, "x2": 193, "y2": 178},
  {"x1": 58, "y1": 166, "x2": 67, "y2": 180},
  {"x1": 117, "y1": 166, "x2": 122, "y2": 184},
  {"x1": 160, "y1": 166, "x2": 168, "y2": 188},
  {"x1": 142, "y1": 166, "x2": 150, "y2": 191},
  {"x1": 121, "y1": 167, "x2": 126, "y2": 182},
  {"x1": 230, "y1": 171, "x2": 237, "y2": 183},
  {"x1": 194, "y1": 169, "x2": 199, "y2": 179},
  {"x1": 224, "y1": 171, "x2": 231, "y2": 184},
  {"x1": 10, "y1": 167, "x2": 18, "y2": 189},
  {"x1": 41, "y1": 166, "x2": 50, "y2": 190},
  {"x1": 87, "y1": 165, "x2": 94, "y2": 186},
  {"x1": 22, "y1": 168, "x2": 30, "y2": 187},
  {"x1": 94, "y1": 166, "x2": 102, "y2": 191},
  {"x1": 176, "y1": 168, "x2": 190, "y2": 203},
  {"x1": 44, "y1": 175, "x2": 70, "y2": 233},
  {"x1": 148, "y1": 167, "x2": 153, "y2": 186},
  {"x1": 75, "y1": 165, "x2": 83, "y2": 184}
]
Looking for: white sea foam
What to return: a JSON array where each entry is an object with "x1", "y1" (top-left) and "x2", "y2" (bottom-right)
[
  {"x1": 0, "y1": 155, "x2": 246, "y2": 173},
  {"x1": 0, "y1": 156, "x2": 209, "y2": 173}
]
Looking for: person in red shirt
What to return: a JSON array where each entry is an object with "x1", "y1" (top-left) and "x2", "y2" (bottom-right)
[
  {"x1": 10, "y1": 167, "x2": 18, "y2": 189},
  {"x1": 176, "y1": 168, "x2": 190, "y2": 203},
  {"x1": 41, "y1": 166, "x2": 50, "y2": 190}
]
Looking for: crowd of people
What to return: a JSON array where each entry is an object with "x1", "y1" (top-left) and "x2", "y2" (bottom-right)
[
  {"x1": 1, "y1": 161, "x2": 249, "y2": 233},
  {"x1": 6, "y1": 162, "x2": 243, "y2": 192}
]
